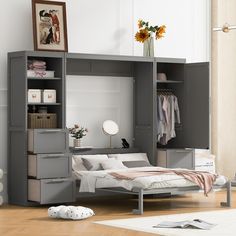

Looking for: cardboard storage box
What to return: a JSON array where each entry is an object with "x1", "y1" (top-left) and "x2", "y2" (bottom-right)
[
  {"x1": 43, "y1": 90, "x2": 56, "y2": 103},
  {"x1": 28, "y1": 89, "x2": 42, "y2": 103}
]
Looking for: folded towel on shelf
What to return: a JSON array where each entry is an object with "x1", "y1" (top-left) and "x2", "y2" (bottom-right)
[
  {"x1": 32, "y1": 65, "x2": 47, "y2": 70},
  {"x1": 28, "y1": 60, "x2": 47, "y2": 70},
  {"x1": 32, "y1": 60, "x2": 46, "y2": 66}
]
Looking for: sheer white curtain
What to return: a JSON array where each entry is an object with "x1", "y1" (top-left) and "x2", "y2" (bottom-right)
[{"x1": 212, "y1": 0, "x2": 236, "y2": 178}]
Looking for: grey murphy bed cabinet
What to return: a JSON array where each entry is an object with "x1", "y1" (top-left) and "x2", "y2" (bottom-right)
[{"x1": 8, "y1": 51, "x2": 209, "y2": 206}]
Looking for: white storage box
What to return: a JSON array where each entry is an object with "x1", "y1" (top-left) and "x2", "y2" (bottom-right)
[
  {"x1": 27, "y1": 70, "x2": 54, "y2": 78},
  {"x1": 195, "y1": 149, "x2": 216, "y2": 173},
  {"x1": 28, "y1": 89, "x2": 42, "y2": 103},
  {"x1": 43, "y1": 89, "x2": 56, "y2": 103},
  {"x1": 195, "y1": 157, "x2": 215, "y2": 173}
]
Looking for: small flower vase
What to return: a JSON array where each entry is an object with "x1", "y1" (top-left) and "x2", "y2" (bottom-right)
[
  {"x1": 143, "y1": 36, "x2": 154, "y2": 57},
  {"x1": 73, "y1": 138, "x2": 81, "y2": 148}
]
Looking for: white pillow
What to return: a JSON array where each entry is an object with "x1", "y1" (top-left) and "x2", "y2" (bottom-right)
[
  {"x1": 100, "y1": 158, "x2": 128, "y2": 170},
  {"x1": 72, "y1": 155, "x2": 108, "y2": 171},
  {"x1": 108, "y1": 153, "x2": 150, "y2": 163}
]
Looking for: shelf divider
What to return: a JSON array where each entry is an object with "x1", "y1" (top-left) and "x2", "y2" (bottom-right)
[
  {"x1": 28, "y1": 103, "x2": 61, "y2": 105},
  {"x1": 156, "y1": 80, "x2": 183, "y2": 84},
  {"x1": 27, "y1": 77, "x2": 62, "y2": 80}
]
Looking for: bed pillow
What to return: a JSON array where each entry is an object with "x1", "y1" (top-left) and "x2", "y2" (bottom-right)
[
  {"x1": 108, "y1": 153, "x2": 150, "y2": 163},
  {"x1": 73, "y1": 154, "x2": 108, "y2": 171},
  {"x1": 81, "y1": 155, "x2": 108, "y2": 171},
  {"x1": 100, "y1": 158, "x2": 128, "y2": 170},
  {"x1": 82, "y1": 158, "x2": 102, "y2": 171},
  {"x1": 122, "y1": 160, "x2": 151, "y2": 168},
  {"x1": 72, "y1": 155, "x2": 87, "y2": 171}
]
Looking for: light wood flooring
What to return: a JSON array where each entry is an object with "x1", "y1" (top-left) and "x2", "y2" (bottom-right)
[{"x1": 0, "y1": 191, "x2": 235, "y2": 236}]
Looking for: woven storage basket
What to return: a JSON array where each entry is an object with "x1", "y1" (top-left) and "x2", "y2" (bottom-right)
[{"x1": 28, "y1": 113, "x2": 57, "y2": 128}]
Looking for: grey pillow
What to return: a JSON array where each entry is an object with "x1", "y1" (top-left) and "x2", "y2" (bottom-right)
[
  {"x1": 122, "y1": 160, "x2": 151, "y2": 168},
  {"x1": 82, "y1": 158, "x2": 103, "y2": 171}
]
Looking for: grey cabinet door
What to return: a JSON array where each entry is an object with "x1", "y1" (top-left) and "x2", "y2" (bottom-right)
[{"x1": 184, "y1": 63, "x2": 209, "y2": 149}]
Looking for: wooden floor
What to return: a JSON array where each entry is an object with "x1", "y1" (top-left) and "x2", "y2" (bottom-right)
[{"x1": 0, "y1": 191, "x2": 235, "y2": 236}]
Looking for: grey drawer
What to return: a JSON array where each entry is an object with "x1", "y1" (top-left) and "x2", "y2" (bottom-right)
[
  {"x1": 28, "y1": 178, "x2": 75, "y2": 204},
  {"x1": 157, "y1": 149, "x2": 195, "y2": 169},
  {"x1": 28, "y1": 154, "x2": 71, "y2": 179},
  {"x1": 28, "y1": 129, "x2": 69, "y2": 153}
]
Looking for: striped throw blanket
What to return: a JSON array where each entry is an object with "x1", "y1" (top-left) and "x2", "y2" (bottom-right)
[{"x1": 109, "y1": 168, "x2": 217, "y2": 195}]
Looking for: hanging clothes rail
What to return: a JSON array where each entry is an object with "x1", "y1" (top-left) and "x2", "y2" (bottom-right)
[
  {"x1": 157, "y1": 91, "x2": 181, "y2": 145},
  {"x1": 157, "y1": 89, "x2": 174, "y2": 96}
]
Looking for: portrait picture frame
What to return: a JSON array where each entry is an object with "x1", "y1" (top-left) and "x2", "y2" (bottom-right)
[{"x1": 32, "y1": 0, "x2": 68, "y2": 52}]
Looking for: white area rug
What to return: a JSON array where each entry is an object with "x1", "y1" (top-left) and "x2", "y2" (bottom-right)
[{"x1": 95, "y1": 209, "x2": 236, "y2": 236}]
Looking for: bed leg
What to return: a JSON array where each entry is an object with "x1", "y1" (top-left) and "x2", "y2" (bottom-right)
[
  {"x1": 221, "y1": 181, "x2": 232, "y2": 207},
  {"x1": 132, "y1": 189, "x2": 143, "y2": 215}
]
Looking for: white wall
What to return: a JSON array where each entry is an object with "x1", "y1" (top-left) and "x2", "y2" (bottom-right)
[
  {"x1": 0, "y1": 0, "x2": 210, "y2": 202},
  {"x1": 66, "y1": 76, "x2": 133, "y2": 148},
  {"x1": 0, "y1": 0, "x2": 34, "y2": 204},
  {"x1": 133, "y1": 0, "x2": 210, "y2": 62},
  {"x1": 67, "y1": 0, "x2": 210, "y2": 62}
]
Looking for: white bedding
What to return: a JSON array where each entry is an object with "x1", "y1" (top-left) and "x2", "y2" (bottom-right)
[{"x1": 73, "y1": 167, "x2": 227, "y2": 193}]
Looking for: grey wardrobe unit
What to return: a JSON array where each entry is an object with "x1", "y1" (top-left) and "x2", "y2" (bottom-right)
[{"x1": 8, "y1": 51, "x2": 209, "y2": 206}]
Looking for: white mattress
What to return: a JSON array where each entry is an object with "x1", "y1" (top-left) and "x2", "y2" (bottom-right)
[{"x1": 73, "y1": 167, "x2": 227, "y2": 193}]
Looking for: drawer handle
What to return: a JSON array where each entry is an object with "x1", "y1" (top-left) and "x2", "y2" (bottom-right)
[
  {"x1": 45, "y1": 180, "x2": 68, "y2": 184},
  {"x1": 38, "y1": 129, "x2": 64, "y2": 133},
  {"x1": 41, "y1": 156, "x2": 67, "y2": 159},
  {"x1": 175, "y1": 150, "x2": 192, "y2": 153},
  {"x1": 41, "y1": 154, "x2": 66, "y2": 158}
]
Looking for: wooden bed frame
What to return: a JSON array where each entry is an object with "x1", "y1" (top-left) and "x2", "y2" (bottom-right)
[{"x1": 97, "y1": 181, "x2": 232, "y2": 214}]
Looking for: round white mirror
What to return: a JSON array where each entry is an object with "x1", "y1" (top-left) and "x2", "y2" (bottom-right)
[
  {"x1": 102, "y1": 120, "x2": 119, "y2": 148},
  {"x1": 102, "y1": 120, "x2": 119, "y2": 136}
]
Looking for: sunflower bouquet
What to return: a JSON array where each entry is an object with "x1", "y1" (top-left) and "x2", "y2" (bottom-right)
[{"x1": 135, "y1": 19, "x2": 166, "y2": 43}]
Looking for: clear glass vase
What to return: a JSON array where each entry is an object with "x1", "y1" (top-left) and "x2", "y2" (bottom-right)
[{"x1": 143, "y1": 36, "x2": 154, "y2": 57}]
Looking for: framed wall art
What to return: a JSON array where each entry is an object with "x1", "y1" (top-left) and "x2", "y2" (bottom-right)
[{"x1": 32, "y1": 0, "x2": 68, "y2": 51}]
